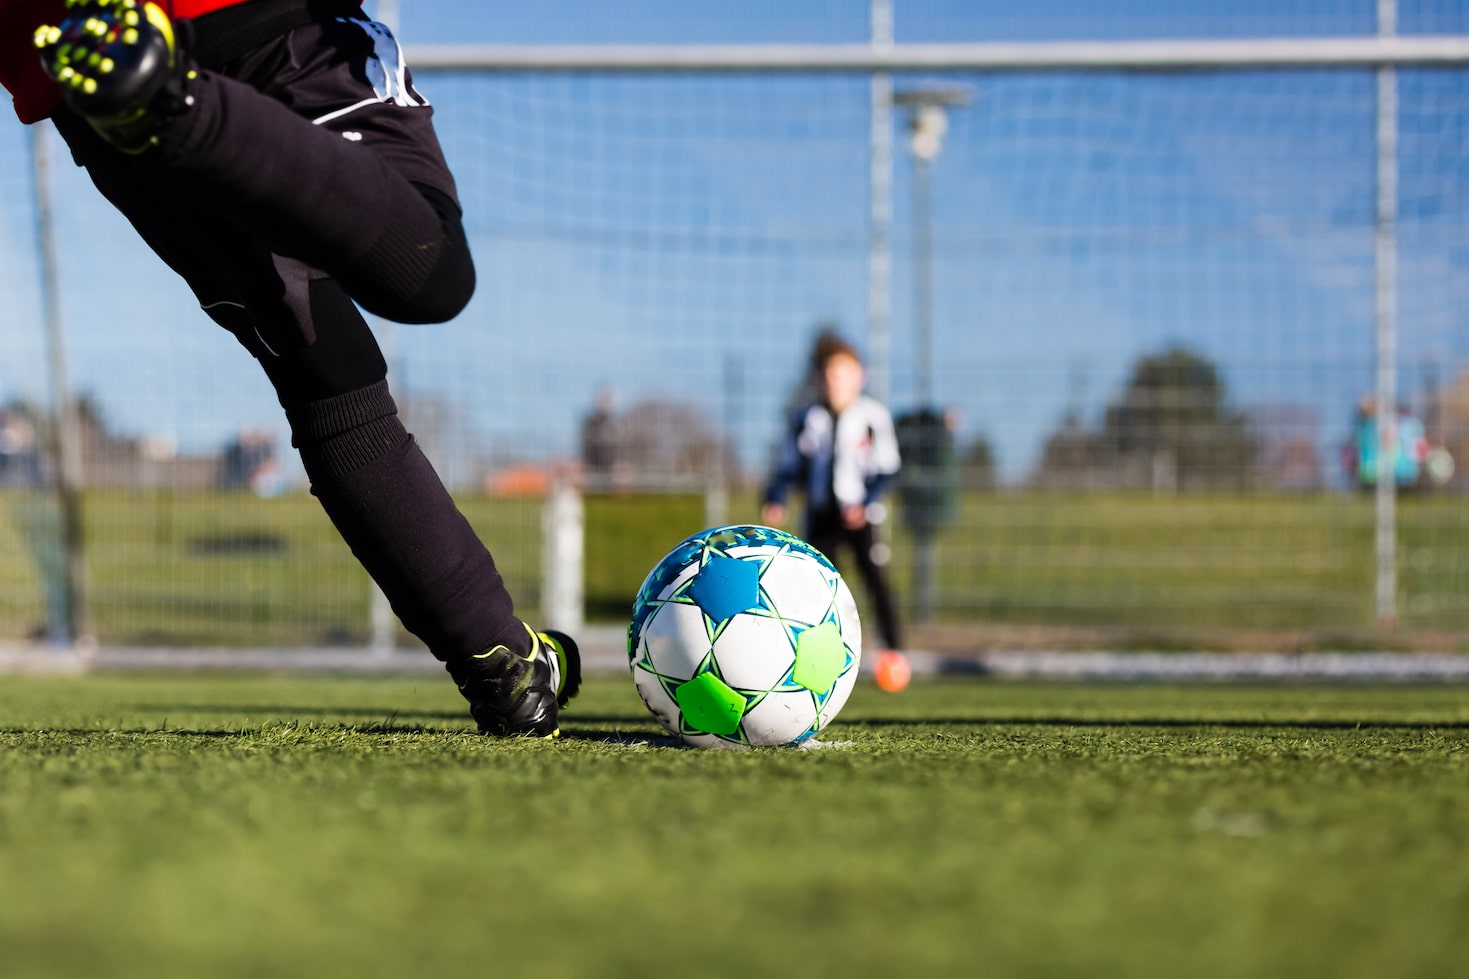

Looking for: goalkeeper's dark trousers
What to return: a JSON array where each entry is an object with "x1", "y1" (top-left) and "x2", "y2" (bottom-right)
[
  {"x1": 49, "y1": 1, "x2": 530, "y2": 661},
  {"x1": 806, "y1": 509, "x2": 904, "y2": 651}
]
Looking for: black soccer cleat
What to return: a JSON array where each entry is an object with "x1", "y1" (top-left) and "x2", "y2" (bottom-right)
[
  {"x1": 35, "y1": 0, "x2": 194, "y2": 152},
  {"x1": 446, "y1": 625, "x2": 582, "y2": 738}
]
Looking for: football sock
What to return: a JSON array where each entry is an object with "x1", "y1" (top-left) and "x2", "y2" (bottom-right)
[{"x1": 286, "y1": 380, "x2": 525, "y2": 661}]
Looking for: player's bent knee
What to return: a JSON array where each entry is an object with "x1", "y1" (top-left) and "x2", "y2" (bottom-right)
[
  {"x1": 401, "y1": 248, "x2": 476, "y2": 323},
  {"x1": 391, "y1": 183, "x2": 476, "y2": 323},
  {"x1": 353, "y1": 212, "x2": 476, "y2": 324}
]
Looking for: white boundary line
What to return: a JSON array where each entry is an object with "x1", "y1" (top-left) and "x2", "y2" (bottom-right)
[
  {"x1": 932, "y1": 650, "x2": 1469, "y2": 682},
  {"x1": 4, "y1": 628, "x2": 1467, "y2": 681}
]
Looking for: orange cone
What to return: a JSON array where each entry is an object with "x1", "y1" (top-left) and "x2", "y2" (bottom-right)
[{"x1": 873, "y1": 650, "x2": 911, "y2": 693}]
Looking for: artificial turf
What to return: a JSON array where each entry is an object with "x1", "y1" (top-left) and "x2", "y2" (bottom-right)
[{"x1": 1, "y1": 673, "x2": 1466, "y2": 978}]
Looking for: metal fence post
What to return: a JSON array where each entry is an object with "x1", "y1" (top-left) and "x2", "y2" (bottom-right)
[{"x1": 31, "y1": 123, "x2": 91, "y2": 648}]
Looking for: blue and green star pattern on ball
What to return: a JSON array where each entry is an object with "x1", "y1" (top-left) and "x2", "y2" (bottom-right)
[{"x1": 628, "y1": 525, "x2": 862, "y2": 748}]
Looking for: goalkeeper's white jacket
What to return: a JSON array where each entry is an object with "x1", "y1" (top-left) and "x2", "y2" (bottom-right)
[{"x1": 765, "y1": 396, "x2": 901, "y2": 513}]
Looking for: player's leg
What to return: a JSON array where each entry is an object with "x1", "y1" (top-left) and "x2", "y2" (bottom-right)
[
  {"x1": 806, "y1": 510, "x2": 906, "y2": 683},
  {"x1": 264, "y1": 275, "x2": 581, "y2": 736},
  {"x1": 50, "y1": 110, "x2": 578, "y2": 736},
  {"x1": 36, "y1": 0, "x2": 471, "y2": 324},
  {"x1": 803, "y1": 507, "x2": 845, "y2": 573},
  {"x1": 843, "y1": 520, "x2": 908, "y2": 691},
  {"x1": 848, "y1": 522, "x2": 903, "y2": 651}
]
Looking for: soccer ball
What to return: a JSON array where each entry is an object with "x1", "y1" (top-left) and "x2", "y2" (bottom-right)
[{"x1": 628, "y1": 524, "x2": 862, "y2": 749}]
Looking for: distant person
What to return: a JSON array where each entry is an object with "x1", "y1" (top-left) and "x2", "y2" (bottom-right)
[
  {"x1": 762, "y1": 332, "x2": 905, "y2": 666},
  {"x1": 1, "y1": 0, "x2": 578, "y2": 734},
  {"x1": 580, "y1": 387, "x2": 620, "y2": 487},
  {"x1": 1348, "y1": 395, "x2": 1430, "y2": 491},
  {"x1": 0, "y1": 410, "x2": 42, "y2": 487},
  {"x1": 217, "y1": 430, "x2": 274, "y2": 491}
]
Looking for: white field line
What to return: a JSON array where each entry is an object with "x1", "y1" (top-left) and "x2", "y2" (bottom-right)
[{"x1": 4, "y1": 630, "x2": 1467, "y2": 681}]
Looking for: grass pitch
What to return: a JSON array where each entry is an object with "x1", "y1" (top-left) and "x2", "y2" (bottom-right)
[
  {"x1": 4, "y1": 490, "x2": 1468, "y2": 645},
  {"x1": 1, "y1": 674, "x2": 1466, "y2": 979}
]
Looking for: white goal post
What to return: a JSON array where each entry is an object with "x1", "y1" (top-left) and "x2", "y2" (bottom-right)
[{"x1": 405, "y1": 36, "x2": 1469, "y2": 73}]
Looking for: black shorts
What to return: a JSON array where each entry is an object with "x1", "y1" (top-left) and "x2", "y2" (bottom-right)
[
  {"x1": 188, "y1": 0, "x2": 457, "y2": 203},
  {"x1": 55, "y1": 0, "x2": 460, "y2": 362}
]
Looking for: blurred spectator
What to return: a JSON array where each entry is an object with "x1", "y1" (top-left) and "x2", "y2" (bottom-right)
[
  {"x1": 217, "y1": 430, "x2": 280, "y2": 495},
  {"x1": 580, "y1": 387, "x2": 622, "y2": 487},
  {"x1": 1346, "y1": 396, "x2": 1434, "y2": 490},
  {"x1": 0, "y1": 409, "x2": 42, "y2": 487}
]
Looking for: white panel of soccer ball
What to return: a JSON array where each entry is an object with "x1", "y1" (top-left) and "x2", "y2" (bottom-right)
[{"x1": 630, "y1": 531, "x2": 862, "y2": 749}]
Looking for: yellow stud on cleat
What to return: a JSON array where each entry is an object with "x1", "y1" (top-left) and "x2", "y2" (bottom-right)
[{"x1": 37, "y1": 0, "x2": 194, "y2": 153}]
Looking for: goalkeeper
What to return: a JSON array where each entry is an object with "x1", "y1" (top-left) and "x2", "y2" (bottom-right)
[
  {"x1": 0, "y1": 0, "x2": 579, "y2": 736},
  {"x1": 762, "y1": 331, "x2": 905, "y2": 659}
]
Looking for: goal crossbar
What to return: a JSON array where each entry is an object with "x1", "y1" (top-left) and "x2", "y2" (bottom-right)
[{"x1": 406, "y1": 36, "x2": 1469, "y2": 73}]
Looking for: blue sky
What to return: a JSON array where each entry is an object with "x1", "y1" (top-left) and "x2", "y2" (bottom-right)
[{"x1": 1, "y1": 1, "x2": 1466, "y2": 486}]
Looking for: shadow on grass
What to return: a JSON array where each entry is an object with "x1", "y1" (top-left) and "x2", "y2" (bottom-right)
[
  {"x1": 1, "y1": 719, "x2": 459, "y2": 737},
  {"x1": 561, "y1": 728, "x2": 684, "y2": 747},
  {"x1": 8, "y1": 704, "x2": 670, "y2": 742},
  {"x1": 840, "y1": 716, "x2": 1469, "y2": 731},
  {"x1": 132, "y1": 703, "x2": 657, "y2": 727},
  {"x1": 132, "y1": 703, "x2": 469, "y2": 720},
  {"x1": 23, "y1": 703, "x2": 1469, "y2": 739},
  {"x1": 0, "y1": 721, "x2": 656, "y2": 740}
]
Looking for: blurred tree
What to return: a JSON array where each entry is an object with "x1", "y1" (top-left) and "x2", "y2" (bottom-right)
[
  {"x1": 1032, "y1": 413, "x2": 1099, "y2": 490},
  {"x1": 1031, "y1": 346, "x2": 1259, "y2": 491},
  {"x1": 1436, "y1": 368, "x2": 1469, "y2": 491},
  {"x1": 1100, "y1": 347, "x2": 1258, "y2": 488},
  {"x1": 619, "y1": 399, "x2": 735, "y2": 486},
  {"x1": 398, "y1": 392, "x2": 488, "y2": 491},
  {"x1": 959, "y1": 433, "x2": 998, "y2": 490},
  {"x1": 74, "y1": 392, "x2": 146, "y2": 479}
]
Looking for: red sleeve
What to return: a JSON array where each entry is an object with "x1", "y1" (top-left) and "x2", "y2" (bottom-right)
[
  {"x1": 168, "y1": 0, "x2": 362, "y2": 18},
  {"x1": 0, "y1": 0, "x2": 66, "y2": 123},
  {"x1": 169, "y1": 0, "x2": 258, "y2": 17}
]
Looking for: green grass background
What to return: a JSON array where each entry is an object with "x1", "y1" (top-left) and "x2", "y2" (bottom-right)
[
  {"x1": 1, "y1": 674, "x2": 1466, "y2": 978},
  {"x1": 1, "y1": 489, "x2": 1467, "y2": 646}
]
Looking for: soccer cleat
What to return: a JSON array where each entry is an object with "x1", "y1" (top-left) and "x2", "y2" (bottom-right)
[
  {"x1": 446, "y1": 625, "x2": 582, "y2": 737},
  {"x1": 34, "y1": 0, "x2": 195, "y2": 152}
]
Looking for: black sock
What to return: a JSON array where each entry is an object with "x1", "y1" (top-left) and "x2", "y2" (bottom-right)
[{"x1": 286, "y1": 381, "x2": 525, "y2": 660}]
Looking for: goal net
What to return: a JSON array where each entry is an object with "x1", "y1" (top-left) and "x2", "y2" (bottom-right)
[{"x1": 0, "y1": 36, "x2": 1465, "y2": 649}]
